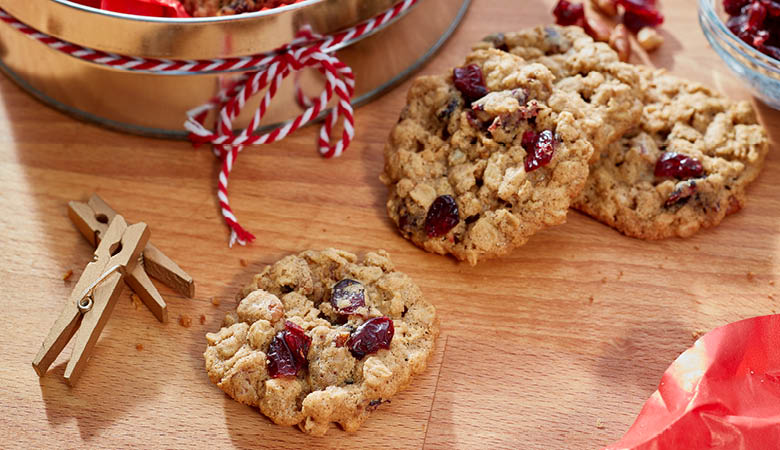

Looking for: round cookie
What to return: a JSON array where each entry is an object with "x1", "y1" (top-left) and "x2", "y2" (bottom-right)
[
  {"x1": 382, "y1": 48, "x2": 608, "y2": 265},
  {"x1": 204, "y1": 249, "x2": 438, "y2": 436},
  {"x1": 476, "y1": 25, "x2": 644, "y2": 157},
  {"x1": 572, "y1": 67, "x2": 769, "y2": 239}
]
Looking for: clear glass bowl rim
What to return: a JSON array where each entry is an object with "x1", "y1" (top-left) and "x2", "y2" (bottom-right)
[{"x1": 699, "y1": 0, "x2": 780, "y2": 75}]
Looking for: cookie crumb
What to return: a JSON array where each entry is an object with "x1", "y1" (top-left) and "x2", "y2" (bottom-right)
[
  {"x1": 692, "y1": 329, "x2": 706, "y2": 341},
  {"x1": 179, "y1": 315, "x2": 192, "y2": 328},
  {"x1": 63, "y1": 269, "x2": 73, "y2": 281},
  {"x1": 200, "y1": 314, "x2": 207, "y2": 325},
  {"x1": 769, "y1": 294, "x2": 775, "y2": 301},
  {"x1": 135, "y1": 343, "x2": 144, "y2": 351},
  {"x1": 588, "y1": 295, "x2": 595, "y2": 304},
  {"x1": 601, "y1": 277, "x2": 607, "y2": 284},
  {"x1": 240, "y1": 258, "x2": 248, "y2": 267},
  {"x1": 770, "y1": 280, "x2": 775, "y2": 286},
  {"x1": 693, "y1": 245, "x2": 700, "y2": 251},
  {"x1": 595, "y1": 418, "x2": 606, "y2": 429},
  {"x1": 131, "y1": 293, "x2": 142, "y2": 310},
  {"x1": 211, "y1": 297, "x2": 221, "y2": 307},
  {"x1": 618, "y1": 270, "x2": 624, "y2": 279},
  {"x1": 747, "y1": 272, "x2": 756, "y2": 281}
]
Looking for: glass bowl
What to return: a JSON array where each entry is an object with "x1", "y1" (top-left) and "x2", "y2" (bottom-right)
[{"x1": 699, "y1": 0, "x2": 780, "y2": 109}]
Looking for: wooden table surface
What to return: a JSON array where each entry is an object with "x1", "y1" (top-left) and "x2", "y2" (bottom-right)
[{"x1": 2, "y1": 0, "x2": 779, "y2": 448}]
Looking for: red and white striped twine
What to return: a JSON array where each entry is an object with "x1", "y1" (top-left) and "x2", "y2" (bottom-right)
[{"x1": 0, "y1": 0, "x2": 418, "y2": 246}]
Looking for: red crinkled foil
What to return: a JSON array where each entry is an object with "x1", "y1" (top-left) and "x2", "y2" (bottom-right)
[
  {"x1": 71, "y1": 0, "x2": 190, "y2": 17},
  {"x1": 604, "y1": 314, "x2": 780, "y2": 450}
]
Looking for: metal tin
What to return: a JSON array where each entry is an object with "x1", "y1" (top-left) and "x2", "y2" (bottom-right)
[{"x1": 0, "y1": 0, "x2": 470, "y2": 137}]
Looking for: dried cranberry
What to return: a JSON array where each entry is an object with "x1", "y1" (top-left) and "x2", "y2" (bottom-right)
[
  {"x1": 425, "y1": 195, "x2": 460, "y2": 238},
  {"x1": 618, "y1": 0, "x2": 664, "y2": 31},
  {"x1": 523, "y1": 130, "x2": 556, "y2": 172},
  {"x1": 623, "y1": 9, "x2": 664, "y2": 32},
  {"x1": 267, "y1": 321, "x2": 311, "y2": 378},
  {"x1": 330, "y1": 279, "x2": 366, "y2": 315},
  {"x1": 724, "y1": 0, "x2": 749, "y2": 15},
  {"x1": 453, "y1": 64, "x2": 488, "y2": 103},
  {"x1": 747, "y1": 2, "x2": 768, "y2": 30},
  {"x1": 654, "y1": 152, "x2": 704, "y2": 179},
  {"x1": 521, "y1": 130, "x2": 537, "y2": 150},
  {"x1": 553, "y1": 0, "x2": 585, "y2": 26},
  {"x1": 346, "y1": 317, "x2": 394, "y2": 359}
]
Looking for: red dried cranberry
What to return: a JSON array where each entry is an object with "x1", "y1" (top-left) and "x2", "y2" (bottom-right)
[
  {"x1": 453, "y1": 64, "x2": 488, "y2": 103},
  {"x1": 330, "y1": 279, "x2": 366, "y2": 315},
  {"x1": 346, "y1": 317, "x2": 394, "y2": 359},
  {"x1": 267, "y1": 321, "x2": 311, "y2": 378},
  {"x1": 654, "y1": 152, "x2": 704, "y2": 179},
  {"x1": 764, "y1": 0, "x2": 780, "y2": 16},
  {"x1": 623, "y1": 9, "x2": 664, "y2": 32},
  {"x1": 724, "y1": 0, "x2": 749, "y2": 15},
  {"x1": 747, "y1": 2, "x2": 768, "y2": 29},
  {"x1": 424, "y1": 195, "x2": 459, "y2": 238},
  {"x1": 553, "y1": 0, "x2": 585, "y2": 26},
  {"x1": 521, "y1": 130, "x2": 538, "y2": 150},
  {"x1": 523, "y1": 130, "x2": 556, "y2": 172},
  {"x1": 618, "y1": 0, "x2": 664, "y2": 32}
]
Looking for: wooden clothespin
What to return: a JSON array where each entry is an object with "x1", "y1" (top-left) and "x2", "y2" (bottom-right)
[
  {"x1": 68, "y1": 194, "x2": 195, "y2": 323},
  {"x1": 33, "y1": 215, "x2": 149, "y2": 386}
]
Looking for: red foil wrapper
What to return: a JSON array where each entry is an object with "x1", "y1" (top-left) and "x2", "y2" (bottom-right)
[
  {"x1": 605, "y1": 314, "x2": 780, "y2": 450},
  {"x1": 71, "y1": 0, "x2": 190, "y2": 17}
]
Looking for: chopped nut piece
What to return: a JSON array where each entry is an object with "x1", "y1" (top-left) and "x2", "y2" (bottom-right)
[
  {"x1": 609, "y1": 24, "x2": 631, "y2": 62},
  {"x1": 63, "y1": 269, "x2": 73, "y2": 281},
  {"x1": 240, "y1": 258, "x2": 248, "y2": 267},
  {"x1": 200, "y1": 314, "x2": 207, "y2": 325},
  {"x1": 584, "y1": 13, "x2": 612, "y2": 42},
  {"x1": 747, "y1": 272, "x2": 756, "y2": 281},
  {"x1": 211, "y1": 297, "x2": 221, "y2": 306},
  {"x1": 591, "y1": 0, "x2": 617, "y2": 16},
  {"x1": 136, "y1": 343, "x2": 144, "y2": 351},
  {"x1": 179, "y1": 315, "x2": 192, "y2": 328},
  {"x1": 637, "y1": 27, "x2": 664, "y2": 51}
]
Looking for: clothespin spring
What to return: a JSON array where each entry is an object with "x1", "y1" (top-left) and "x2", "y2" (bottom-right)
[{"x1": 76, "y1": 264, "x2": 123, "y2": 314}]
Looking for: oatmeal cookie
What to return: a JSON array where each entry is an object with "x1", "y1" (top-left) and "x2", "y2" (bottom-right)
[
  {"x1": 382, "y1": 47, "x2": 620, "y2": 264},
  {"x1": 572, "y1": 67, "x2": 769, "y2": 239},
  {"x1": 204, "y1": 249, "x2": 438, "y2": 436},
  {"x1": 476, "y1": 25, "x2": 643, "y2": 155}
]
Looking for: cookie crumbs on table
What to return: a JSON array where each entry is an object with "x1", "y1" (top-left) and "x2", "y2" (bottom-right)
[
  {"x1": 180, "y1": 315, "x2": 193, "y2": 328},
  {"x1": 200, "y1": 314, "x2": 207, "y2": 325},
  {"x1": 62, "y1": 269, "x2": 73, "y2": 281},
  {"x1": 211, "y1": 297, "x2": 221, "y2": 306},
  {"x1": 204, "y1": 249, "x2": 438, "y2": 436},
  {"x1": 747, "y1": 272, "x2": 756, "y2": 281},
  {"x1": 136, "y1": 343, "x2": 144, "y2": 351}
]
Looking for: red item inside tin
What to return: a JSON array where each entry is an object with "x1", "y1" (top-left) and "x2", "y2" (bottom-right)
[
  {"x1": 604, "y1": 314, "x2": 780, "y2": 449},
  {"x1": 69, "y1": 0, "x2": 309, "y2": 17},
  {"x1": 71, "y1": 0, "x2": 189, "y2": 17}
]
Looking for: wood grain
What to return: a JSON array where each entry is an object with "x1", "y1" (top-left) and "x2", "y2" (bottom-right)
[{"x1": 1, "y1": 0, "x2": 779, "y2": 448}]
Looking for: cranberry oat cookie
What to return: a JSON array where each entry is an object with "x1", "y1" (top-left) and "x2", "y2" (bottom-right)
[
  {"x1": 382, "y1": 46, "x2": 635, "y2": 264},
  {"x1": 204, "y1": 249, "x2": 438, "y2": 436},
  {"x1": 477, "y1": 25, "x2": 643, "y2": 157},
  {"x1": 572, "y1": 67, "x2": 769, "y2": 239}
]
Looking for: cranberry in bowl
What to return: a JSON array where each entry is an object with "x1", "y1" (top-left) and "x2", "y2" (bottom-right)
[{"x1": 700, "y1": 0, "x2": 780, "y2": 108}]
